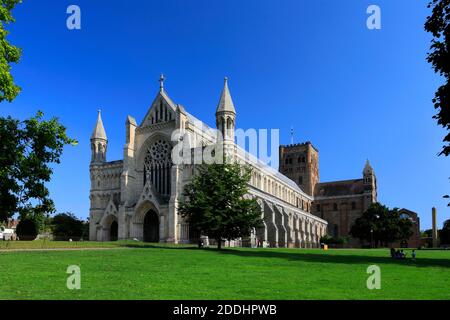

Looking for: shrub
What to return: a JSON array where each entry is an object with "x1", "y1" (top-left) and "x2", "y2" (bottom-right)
[
  {"x1": 51, "y1": 212, "x2": 85, "y2": 241},
  {"x1": 16, "y1": 219, "x2": 38, "y2": 240},
  {"x1": 320, "y1": 235, "x2": 349, "y2": 246},
  {"x1": 320, "y1": 235, "x2": 334, "y2": 244}
]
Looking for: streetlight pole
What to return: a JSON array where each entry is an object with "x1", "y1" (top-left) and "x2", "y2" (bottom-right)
[{"x1": 370, "y1": 229, "x2": 374, "y2": 248}]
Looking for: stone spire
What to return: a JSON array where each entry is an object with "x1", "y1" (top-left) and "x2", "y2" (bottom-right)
[
  {"x1": 216, "y1": 77, "x2": 236, "y2": 114},
  {"x1": 91, "y1": 110, "x2": 108, "y2": 163},
  {"x1": 215, "y1": 77, "x2": 236, "y2": 162},
  {"x1": 363, "y1": 159, "x2": 373, "y2": 174},
  {"x1": 91, "y1": 110, "x2": 107, "y2": 141}
]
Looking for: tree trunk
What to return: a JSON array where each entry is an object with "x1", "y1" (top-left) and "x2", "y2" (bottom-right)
[{"x1": 217, "y1": 238, "x2": 222, "y2": 250}]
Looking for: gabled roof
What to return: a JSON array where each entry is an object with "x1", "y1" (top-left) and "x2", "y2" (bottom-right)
[
  {"x1": 314, "y1": 179, "x2": 365, "y2": 197},
  {"x1": 184, "y1": 110, "x2": 309, "y2": 197},
  {"x1": 140, "y1": 89, "x2": 177, "y2": 127}
]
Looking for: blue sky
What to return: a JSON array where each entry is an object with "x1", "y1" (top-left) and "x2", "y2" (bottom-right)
[{"x1": 1, "y1": 0, "x2": 448, "y2": 229}]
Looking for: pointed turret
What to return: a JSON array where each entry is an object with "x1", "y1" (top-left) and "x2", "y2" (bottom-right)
[
  {"x1": 91, "y1": 110, "x2": 108, "y2": 163},
  {"x1": 363, "y1": 159, "x2": 373, "y2": 174},
  {"x1": 216, "y1": 77, "x2": 236, "y2": 114},
  {"x1": 215, "y1": 77, "x2": 236, "y2": 162},
  {"x1": 91, "y1": 110, "x2": 107, "y2": 141}
]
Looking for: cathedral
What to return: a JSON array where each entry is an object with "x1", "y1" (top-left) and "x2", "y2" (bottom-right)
[
  {"x1": 279, "y1": 144, "x2": 377, "y2": 246},
  {"x1": 89, "y1": 76, "x2": 373, "y2": 247}
]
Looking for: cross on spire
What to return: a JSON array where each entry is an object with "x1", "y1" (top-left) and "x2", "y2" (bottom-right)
[{"x1": 159, "y1": 73, "x2": 165, "y2": 91}]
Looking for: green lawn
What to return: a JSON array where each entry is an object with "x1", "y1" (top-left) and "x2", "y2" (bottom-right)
[
  {"x1": 0, "y1": 239, "x2": 162, "y2": 250},
  {"x1": 1, "y1": 244, "x2": 449, "y2": 300}
]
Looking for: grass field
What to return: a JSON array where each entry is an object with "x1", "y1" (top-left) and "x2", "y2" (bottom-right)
[
  {"x1": 0, "y1": 239, "x2": 179, "y2": 250},
  {"x1": 1, "y1": 243, "x2": 449, "y2": 300}
]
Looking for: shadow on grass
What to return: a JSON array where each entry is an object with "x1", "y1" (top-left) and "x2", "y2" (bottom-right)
[
  {"x1": 124, "y1": 243, "x2": 197, "y2": 250},
  {"x1": 124, "y1": 244, "x2": 450, "y2": 268},
  {"x1": 215, "y1": 249, "x2": 450, "y2": 269}
]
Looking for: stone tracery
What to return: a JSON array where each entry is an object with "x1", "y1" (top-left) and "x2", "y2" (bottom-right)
[{"x1": 143, "y1": 139, "x2": 172, "y2": 201}]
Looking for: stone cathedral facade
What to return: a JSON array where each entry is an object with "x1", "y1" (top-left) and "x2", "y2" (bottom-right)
[{"x1": 89, "y1": 77, "x2": 328, "y2": 247}]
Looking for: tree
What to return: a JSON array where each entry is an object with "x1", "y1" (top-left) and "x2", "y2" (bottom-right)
[
  {"x1": 422, "y1": 229, "x2": 433, "y2": 237},
  {"x1": 15, "y1": 218, "x2": 38, "y2": 240},
  {"x1": 320, "y1": 235, "x2": 348, "y2": 246},
  {"x1": 350, "y1": 203, "x2": 413, "y2": 247},
  {"x1": 393, "y1": 208, "x2": 415, "y2": 244},
  {"x1": 440, "y1": 219, "x2": 450, "y2": 244},
  {"x1": 179, "y1": 163, "x2": 263, "y2": 250},
  {"x1": 51, "y1": 212, "x2": 85, "y2": 240},
  {"x1": 425, "y1": 0, "x2": 450, "y2": 204},
  {"x1": 0, "y1": 112, "x2": 77, "y2": 224},
  {"x1": 0, "y1": 0, "x2": 22, "y2": 103},
  {"x1": 425, "y1": 0, "x2": 450, "y2": 156},
  {"x1": 81, "y1": 217, "x2": 90, "y2": 239}
]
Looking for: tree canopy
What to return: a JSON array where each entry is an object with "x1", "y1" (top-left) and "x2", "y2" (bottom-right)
[
  {"x1": 425, "y1": 0, "x2": 450, "y2": 204},
  {"x1": 440, "y1": 219, "x2": 450, "y2": 244},
  {"x1": 350, "y1": 203, "x2": 413, "y2": 247},
  {"x1": 179, "y1": 163, "x2": 263, "y2": 249},
  {"x1": 51, "y1": 212, "x2": 86, "y2": 240},
  {"x1": 0, "y1": 112, "x2": 77, "y2": 224},
  {"x1": 425, "y1": 0, "x2": 450, "y2": 156},
  {"x1": 15, "y1": 218, "x2": 38, "y2": 240},
  {"x1": 0, "y1": 0, "x2": 22, "y2": 103}
]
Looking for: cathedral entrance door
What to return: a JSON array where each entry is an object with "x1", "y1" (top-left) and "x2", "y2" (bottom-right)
[
  {"x1": 109, "y1": 220, "x2": 118, "y2": 241},
  {"x1": 143, "y1": 210, "x2": 159, "y2": 242}
]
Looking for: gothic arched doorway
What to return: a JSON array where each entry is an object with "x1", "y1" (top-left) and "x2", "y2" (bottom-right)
[
  {"x1": 110, "y1": 220, "x2": 118, "y2": 241},
  {"x1": 143, "y1": 210, "x2": 159, "y2": 242}
]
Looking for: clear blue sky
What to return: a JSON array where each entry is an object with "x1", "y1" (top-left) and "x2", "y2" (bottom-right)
[{"x1": 1, "y1": 0, "x2": 448, "y2": 229}]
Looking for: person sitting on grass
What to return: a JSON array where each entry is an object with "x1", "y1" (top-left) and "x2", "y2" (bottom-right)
[
  {"x1": 390, "y1": 248, "x2": 396, "y2": 258},
  {"x1": 400, "y1": 249, "x2": 407, "y2": 259}
]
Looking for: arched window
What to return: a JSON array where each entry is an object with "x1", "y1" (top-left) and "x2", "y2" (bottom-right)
[
  {"x1": 144, "y1": 139, "x2": 173, "y2": 202},
  {"x1": 223, "y1": 117, "x2": 233, "y2": 139},
  {"x1": 221, "y1": 117, "x2": 226, "y2": 138}
]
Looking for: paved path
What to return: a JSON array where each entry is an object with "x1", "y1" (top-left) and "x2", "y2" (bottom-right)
[{"x1": 0, "y1": 247, "x2": 128, "y2": 253}]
